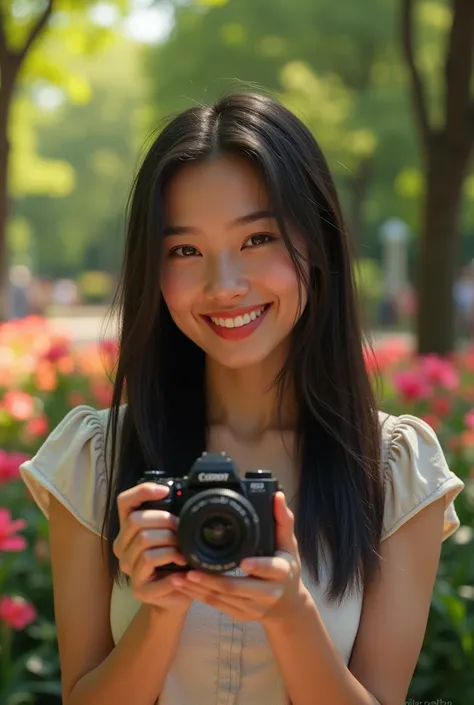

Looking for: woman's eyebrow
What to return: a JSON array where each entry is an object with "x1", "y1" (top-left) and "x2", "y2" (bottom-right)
[{"x1": 164, "y1": 209, "x2": 275, "y2": 237}]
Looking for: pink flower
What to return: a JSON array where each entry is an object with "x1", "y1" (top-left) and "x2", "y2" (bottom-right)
[
  {"x1": 0, "y1": 508, "x2": 27, "y2": 551},
  {"x1": 465, "y1": 409, "x2": 474, "y2": 429},
  {"x1": 25, "y1": 414, "x2": 49, "y2": 438},
  {"x1": 0, "y1": 596, "x2": 36, "y2": 630},
  {"x1": 0, "y1": 451, "x2": 29, "y2": 485},
  {"x1": 419, "y1": 354, "x2": 459, "y2": 390},
  {"x1": 369, "y1": 337, "x2": 413, "y2": 371},
  {"x1": 393, "y1": 370, "x2": 432, "y2": 401},
  {"x1": 2, "y1": 390, "x2": 35, "y2": 421}
]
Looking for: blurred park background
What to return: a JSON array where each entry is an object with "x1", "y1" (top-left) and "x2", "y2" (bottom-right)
[{"x1": 0, "y1": 0, "x2": 474, "y2": 703}]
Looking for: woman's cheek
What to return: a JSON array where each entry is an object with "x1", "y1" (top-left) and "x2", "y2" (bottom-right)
[{"x1": 161, "y1": 262, "x2": 202, "y2": 312}]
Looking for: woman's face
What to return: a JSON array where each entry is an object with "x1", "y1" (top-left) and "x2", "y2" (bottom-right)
[{"x1": 161, "y1": 154, "x2": 307, "y2": 370}]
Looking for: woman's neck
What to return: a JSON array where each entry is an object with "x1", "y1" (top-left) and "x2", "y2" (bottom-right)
[{"x1": 205, "y1": 350, "x2": 297, "y2": 442}]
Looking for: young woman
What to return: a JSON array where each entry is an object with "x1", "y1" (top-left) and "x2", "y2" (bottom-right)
[{"x1": 20, "y1": 92, "x2": 464, "y2": 705}]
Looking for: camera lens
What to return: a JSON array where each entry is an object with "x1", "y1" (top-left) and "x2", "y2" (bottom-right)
[
  {"x1": 200, "y1": 517, "x2": 235, "y2": 549},
  {"x1": 177, "y1": 488, "x2": 260, "y2": 572}
]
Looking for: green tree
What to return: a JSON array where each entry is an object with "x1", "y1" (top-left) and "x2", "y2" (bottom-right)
[
  {"x1": 13, "y1": 36, "x2": 146, "y2": 278},
  {"x1": 145, "y1": 0, "x2": 424, "y2": 246},
  {"x1": 0, "y1": 0, "x2": 127, "y2": 316},
  {"x1": 401, "y1": 0, "x2": 474, "y2": 354}
]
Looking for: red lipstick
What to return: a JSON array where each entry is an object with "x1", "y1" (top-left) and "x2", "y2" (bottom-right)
[{"x1": 202, "y1": 304, "x2": 271, "y2": 341}]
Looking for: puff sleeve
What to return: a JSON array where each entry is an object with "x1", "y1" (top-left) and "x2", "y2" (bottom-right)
[
  {"x1": 19, "y1": 405, "x2": 108, "y2": 537},
  {"x1": 381, "y1": 414, "x2": 465, "y2": 542}
]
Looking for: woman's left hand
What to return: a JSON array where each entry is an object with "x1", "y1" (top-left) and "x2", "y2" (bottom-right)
[{"x1": 171, "y1": 492, "x2": 310, "y2": 624}]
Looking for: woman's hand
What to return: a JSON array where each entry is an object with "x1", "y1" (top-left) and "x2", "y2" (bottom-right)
[
  {"x1": 113, "y1": 483, "x2": 193, "y2": 614},
  {"x1": 171, "y1": 492, "x2": 310, "y2": 624}
]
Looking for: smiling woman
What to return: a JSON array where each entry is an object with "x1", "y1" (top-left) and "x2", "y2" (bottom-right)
[{"x1": 19, "y1": 92, "x2": 464, "y2": 705}]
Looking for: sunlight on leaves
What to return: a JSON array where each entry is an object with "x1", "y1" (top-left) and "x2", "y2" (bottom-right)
[
  {"x1": 64, "y1": 74, "x2": 92, "y2": 104},
  {"x1": 419, "y1": 1, "x2": 452, "y2": 30},
  {"x1": 219, "y1": 22, "x2": 247, "y2": 46},
  {"x1": 259, "y1": 36, "x2": 287, "y2": 58},
  {"x1": 395, "y1": 167, "x2": 425, "y2": 199},
  {"x1": 463, "y1": 175, "x2": 474, "y2": 200},
  {"x1": 196, "y1": 0, "x2": 229, "y2": 6}
]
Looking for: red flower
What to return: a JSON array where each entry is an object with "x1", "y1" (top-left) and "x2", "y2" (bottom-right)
[
  {"x1": 393, "y1": 370, "x2": 432, "y2": 401},
  {"x1": 430, "y1": 396, "x2": 452, "y2": 418},
  {"x1": 0, "y1": 508, "x2": 27, "y2": 551},
  {"x1": 42, "y1": 339, "x2": 71, "y2": 363},
  {"x1": 0, "y1": 596, "x2": 36, "y2": 630},
  {"x1": 420, "y1": 413, "x2": 441, "y2": 431}
]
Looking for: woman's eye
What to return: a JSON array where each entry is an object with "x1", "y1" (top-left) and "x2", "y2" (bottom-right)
[
  {"x1": 243, "y1": 233, "x2": 275, "y2": 248},
  {"x1": 169, "y1": 245, "x2": 200, "y2": 257}
]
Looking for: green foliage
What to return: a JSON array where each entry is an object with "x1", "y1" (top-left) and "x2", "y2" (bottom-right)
[
  {"x1": 354, "y1": 258, "x2": 383, "y2": 328},
  {"x1": 9, "y1": 37, "x2": 147, "y2": 276},
  {"x1": 146, "y1": 0, "x2": 474, "y2": 242},
  {"x1": 379, "y1": 350, "x2": 474, "y2": 701},
  {"x1": 76, "y1": 270, "x2": 114, "y2": 304}
]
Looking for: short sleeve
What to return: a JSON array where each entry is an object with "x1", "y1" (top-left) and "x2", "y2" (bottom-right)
[
  {"x1": 19, "y1": 405, "x2": 108, "y2": 537},
  {"x1": 381, "y1": 413, "x2": 465, "y2": 542}
]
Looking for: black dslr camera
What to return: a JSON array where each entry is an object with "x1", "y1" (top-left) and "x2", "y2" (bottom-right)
[{"x1": 137, "y1": 451, "x2": 281, "y2": 573}]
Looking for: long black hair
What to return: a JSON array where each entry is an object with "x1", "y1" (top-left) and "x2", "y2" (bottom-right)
[{"x1": 102, "y1": 91, "x2": 384, "y2": 605}]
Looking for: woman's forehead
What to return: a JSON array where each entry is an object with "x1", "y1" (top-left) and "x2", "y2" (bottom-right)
[{"x1": 163, "y1": 154, "x2": 271, "y2": 228}]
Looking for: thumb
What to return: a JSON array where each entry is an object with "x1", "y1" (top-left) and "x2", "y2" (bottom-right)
[{"x1": 274, "y1": 492, "x2": 297, "y2": 554}]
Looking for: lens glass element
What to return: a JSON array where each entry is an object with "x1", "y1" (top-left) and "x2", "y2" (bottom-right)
[{"x1": 200, "y1": 516, "x2": 235, "y2": 550}]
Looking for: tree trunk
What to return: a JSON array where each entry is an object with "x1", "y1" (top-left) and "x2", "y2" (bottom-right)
[
  {"x1": 347, "y1": 158, "x2": 372, "y2": 245},
  {"x1": 417, "y1": 136, "x2": 473, "y2": 355},
  {"x1": 0, "y1": 0, "x2": 54, "y2": 319},
  {"x1": 0, "y1": 73, "x2": 14, "y2": 320}
]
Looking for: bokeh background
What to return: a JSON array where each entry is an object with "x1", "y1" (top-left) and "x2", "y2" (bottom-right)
[{"x1": 1, "y1": 1, "x2": 473, "y2": 703}]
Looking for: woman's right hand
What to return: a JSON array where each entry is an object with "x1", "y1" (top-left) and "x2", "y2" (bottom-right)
[{"x1": 113, "y1": 483, "x2": 192, "y2": 614}]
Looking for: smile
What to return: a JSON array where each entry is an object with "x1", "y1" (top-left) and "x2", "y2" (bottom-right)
[
  {"x1": 209, "y1": 305, "x2": 267, "y2": 329},
  {"x1": 202, "y1": 304, "x2": 271, "y2": 340}
]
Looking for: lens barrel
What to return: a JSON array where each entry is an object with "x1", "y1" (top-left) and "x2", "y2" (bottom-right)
[{"x1": 177, "y1": 488, "x2": 260, "y2": 572}]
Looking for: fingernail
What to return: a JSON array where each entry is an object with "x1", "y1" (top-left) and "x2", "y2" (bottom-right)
[
  {"x1": 172, "y1": 576, "x2": 185, "y2": 587},
  {"x1": 241, "y1": 559, "x2": 254, "y2": 570}
]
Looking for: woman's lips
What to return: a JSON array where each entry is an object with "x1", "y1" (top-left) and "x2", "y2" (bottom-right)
[{"x1": 202, "y1": 304, "x2": 271, "y2": 341}]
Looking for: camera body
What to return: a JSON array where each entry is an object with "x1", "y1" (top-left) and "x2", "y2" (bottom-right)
[{"x1": 138, "y1": 451, "x2": 281, "y2": 573}]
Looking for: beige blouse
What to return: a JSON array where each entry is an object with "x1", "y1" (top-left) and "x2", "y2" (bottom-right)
[{"x1": 20, "y1": 406, "x2": 464, "y2": 705}]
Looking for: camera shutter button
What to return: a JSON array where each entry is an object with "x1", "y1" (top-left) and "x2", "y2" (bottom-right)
[{"x1": 245, "y1": 470, "x2": 272, "y2": 479}]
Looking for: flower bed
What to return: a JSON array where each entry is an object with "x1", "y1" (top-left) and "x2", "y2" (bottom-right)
[{"x1": 0, "y1": 318, "x2": 473, "y2": 704}]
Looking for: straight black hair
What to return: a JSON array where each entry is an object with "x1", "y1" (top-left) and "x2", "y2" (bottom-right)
[{"x1": 102, "y1": 91, "x2": 384, "y2": 604}]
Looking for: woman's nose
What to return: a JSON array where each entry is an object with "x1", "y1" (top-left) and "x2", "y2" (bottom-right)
[{"x1": 204, "y1": 254, "x2": 249, "y2": 302}]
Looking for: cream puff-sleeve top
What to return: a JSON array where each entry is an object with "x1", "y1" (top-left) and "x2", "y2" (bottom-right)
[{"x1": 19, "y1": 406, "x2": 465, "y2": 705}]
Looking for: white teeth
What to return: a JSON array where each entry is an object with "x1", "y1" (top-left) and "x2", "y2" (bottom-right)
[{"x1": 210, "y1": 305, "x2": 267, "y2": 328}]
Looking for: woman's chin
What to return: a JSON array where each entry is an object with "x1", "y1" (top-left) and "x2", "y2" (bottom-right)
[{"x1": 203, "y1": 340, "x2": 286, "y2": 372}]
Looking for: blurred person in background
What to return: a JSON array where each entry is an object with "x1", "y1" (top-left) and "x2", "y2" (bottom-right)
[
  {"x1": 20, "y1": 93, "x2": 463, "y2": 705},
  {"x1": 8, "y1": 264, "x2": 32, "y2": 319},
  {"x1": 454, "y1": 261, "x2": 474, "y2": 338}
]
